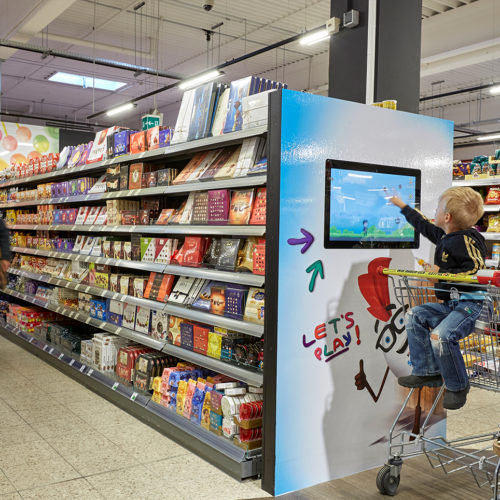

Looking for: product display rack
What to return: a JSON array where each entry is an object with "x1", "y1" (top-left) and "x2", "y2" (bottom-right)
[
  {"x1": 11, "y1": 247, "x2": 265, "y2": 286},
  {"x1": 0, "y1": 126, "x2": 267, "y2": 189},
  {"x1": 0, "y1": 175, "x2": 267, "y2": 209},
  {"x1": 1, "y1": 125, "x2": 268, "y2": 480},
  {"x1": 8, "y1": 224, "x2": 265, "y2": 237},
  {"x1": 452, "y1": 178, "x2": 500, "y2": 243},
  {"x1": 0, "y1": 320, "x2": 257, "y2": 479}
]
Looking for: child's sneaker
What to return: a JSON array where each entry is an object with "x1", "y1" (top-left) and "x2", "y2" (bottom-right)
[
  {"x1": 398, "y1": 374, "x2": 443, "y2": 388},
  {"x1": 443, "y1": 384, "x2": 470, "y2": 410}
]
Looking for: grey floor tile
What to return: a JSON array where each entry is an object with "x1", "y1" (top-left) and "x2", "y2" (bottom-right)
[
  {"x1": 3, "y1": 457, "x2": 81, "y2": 491},
  {"x1": 18, "y1": 478, "x2": 104, "y2": 499}
]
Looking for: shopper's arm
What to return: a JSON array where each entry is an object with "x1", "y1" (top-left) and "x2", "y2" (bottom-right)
[
  {"x1": 0, "y1": 218, "x2": 12, "y2": 269},
  {"x1": 400, "y1": 205, "x2": 444, "y2": 244}
]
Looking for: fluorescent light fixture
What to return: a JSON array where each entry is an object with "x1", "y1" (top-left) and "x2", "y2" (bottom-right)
[
  {"x1": 489, "y1": 85, "x2": 500, "y2": 95},
  {"x1": 299, "y1": 29, "x2": 330, "y2": 46},
  {"x1": 106, "y1": 102, "x2": 135, "y2": 117},
  {"x1": 48, "y1": 72, "x2": 126, "y2": 91},
  {"x1": 178, "y1": 70, "x2": 221, "y2": 90},
  {"x1": 477, "y1": 133, "x2": 500, "y2": 141}
]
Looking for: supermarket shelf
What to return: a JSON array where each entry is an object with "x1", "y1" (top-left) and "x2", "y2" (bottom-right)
[
  {"x1": 0, "y1": 126, "x2": 268, "y2": 190},
  {"x1": 8, "y1": 268, "x2": 165, "y2": 311},
  {"x1": 2, "y1": 287, "x2": 166, "y2": 350},
  {"x1": 481, "y1": 233, "x2": 500, "y2": 240},
  {"x1": 8, "y1": 269, "x2": 263, "y2": 337},
  {"x1": 483, "y1": 205, "x2": 500, "y2": 212},
  {"x1": 162, "y1": 343, "x2": 263, "y2": 387},
  {"x1": 9, "y1": 223, "x2": 266, "y2": 236},
  {"x1": 0, "y1": 175, "x2": 267, "y2": 209},
  {"x1": 452, "y1": 177, "x2": 500, "y2": 187},
  {"x1": 0, "y1": 321, "x2": 259, "y2": 480},
  {"x1": 1, "y1": 286, "x2": 264, "y2": 388},
  {"x1": 165, "y1": 303, "x2": 264, "y2": 338},
  {"x1": 11, "y1": 247, "x2": 265, "y2": 286},
  {"x1": 162, "y1": 264, "x2": 265, "y2": 287}
]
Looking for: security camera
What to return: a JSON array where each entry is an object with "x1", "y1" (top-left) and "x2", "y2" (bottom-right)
[{"x1": 203, "y1": 0, "x2": 214, "y2": 11}]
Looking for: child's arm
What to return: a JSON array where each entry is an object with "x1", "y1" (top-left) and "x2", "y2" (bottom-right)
[{"x1": 387, "y1": 195, "x2": 444, "y2": 245}]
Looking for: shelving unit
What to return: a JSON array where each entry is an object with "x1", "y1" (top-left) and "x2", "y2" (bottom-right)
[
  {"x1": 0, "y1": 126, "x2": 267, "y2": 189},
  {"x1": 1, "y1": 125, "x2": 268, "y2": 480},
  {"x1": 0, "y1": 320, "x2": 258, "y2": 479},
  {"x1": 0, "y1": 175, "x2": 266, "y2": 209},
  {"x1": 8, "y1": 223, "x2": 266, "y2": 237},
  {"x1": 452, "y1": 177, "x2": 500, "y2": 188},
  {"x1": 11, "y1": 247, "x2": 265, "y2": 286}
]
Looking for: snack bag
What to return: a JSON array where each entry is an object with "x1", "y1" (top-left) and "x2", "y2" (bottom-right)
[
  {"x1": 485, "y1": 187, "x2": 500, "y2": 205},
  {"x1": 487, "y1": 214, "x2": 500, "y2": 232}
]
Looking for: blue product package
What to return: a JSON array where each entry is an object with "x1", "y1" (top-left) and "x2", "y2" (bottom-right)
[
  {"x1": 159, "y1": 128, "x2": 172, "y2": 148},
  {"x1": 113, "y1": 130, "x2": 134, "y2": 157},
  {"x1": 190, "y1": 386, "x2": 206, "y2": 423}
]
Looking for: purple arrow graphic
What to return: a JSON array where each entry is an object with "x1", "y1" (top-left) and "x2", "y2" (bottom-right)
[{"x1": 287, "y1": 228, "x2": 315, "y2": 254}]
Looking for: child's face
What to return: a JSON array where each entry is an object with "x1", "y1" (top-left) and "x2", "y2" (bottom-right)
[{"x1": 434, "y1": 198, "x2": 448, "y2": 230}]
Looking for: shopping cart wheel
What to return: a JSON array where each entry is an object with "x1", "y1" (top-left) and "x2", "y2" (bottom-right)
[{"x1": 376, "y1": 464, "x2": 400, "y2": 496}]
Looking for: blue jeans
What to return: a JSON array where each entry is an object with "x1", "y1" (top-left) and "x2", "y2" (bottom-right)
[{"x1": 405, "y1": 299, "x2": 484, "y2": 391}]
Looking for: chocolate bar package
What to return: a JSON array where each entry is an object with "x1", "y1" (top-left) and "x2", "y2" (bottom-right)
[
  {"x1": 228, "y1": 189, "x2": 254, "y2": 225},
  {"x1": 157, "y1": 168, "x2": 175, "y2": 186},
  {"x1": 243, "y1": 287, "x2": 265, "y2": 325},
  {"x1": 191, "y1": 192, "x2": 209, "y2": 224},
  {"x1": 216, "y1": 238, "x2": 242, "y2": 271},
  {"x1": 131, "y1": 234, "x2": 142, "y2": 261},
  {"x1": 129, "y1": 163, "x2": 144, "y2": 190},
  {"x1": 135, "y1": 306, "x2": 151, "y2": 334},
  {"x1": 192, "y1": 281, "x2": 226, "y2": 311},
  {"x1": 156, "y1": 274, "x2": 176, "y2": 303},
  {"x1": 207, "y1": 189, "x2": 229, "y2": 224},
  {"x1": 168, "y1": 276, "x2": 196, "y2": 304},
  {"x1": 224, "y1": 284, "x2": 248, "y2": 320},
  {"x1": 180, "y1": 323, "x2": 195, "y2": 352},
  {"x1": 119, "y1": 165, "x2": 129, "y2": 191},
  {"x1": 151, "y1": 311, "x2": 169, "y2": 340},
  {"x1": 249, "y1": 187, "x2": 266, "y2": 225},
  {"x1": 159, "y1": 128, "x2": 172, "y2": 148},
  {"x1": 210, "y1": 286, "x2": 226, "y2": 316},
  {"x1": 203, "y1": 238, "x2": 221, "y2": 268}
]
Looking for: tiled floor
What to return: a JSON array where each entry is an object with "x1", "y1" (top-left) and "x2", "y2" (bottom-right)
[
  {"x1": 0, "y1": 335, "x2": 268, "y2": 499},
  {"x1": 0, "y1": 333, "x2": 498, "y2": 499}
]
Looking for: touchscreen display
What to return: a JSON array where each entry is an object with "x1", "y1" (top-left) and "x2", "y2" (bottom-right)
[{"x1": 324, "y1": 159, "x2": 421, "y2": 249}]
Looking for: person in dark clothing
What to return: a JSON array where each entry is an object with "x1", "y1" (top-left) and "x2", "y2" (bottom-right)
[
  {"x1": 388, "y1": 186, "x2": 486, "y2": 410},
  {"x1": 0, "y1": 217, "x2": 11, "y2": 274}
]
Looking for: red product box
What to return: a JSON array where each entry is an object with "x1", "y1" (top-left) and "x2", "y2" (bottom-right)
[
  {"x1": 129, "y1": 131, "x2": 147, "y2": 155},
  {"x1": 193, "y1": 324, "x2": 209, "y2": 354}
]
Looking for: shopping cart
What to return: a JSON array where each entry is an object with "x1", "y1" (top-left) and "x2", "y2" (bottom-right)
[{"x1": 375, "y1": 268, "x2": 500, "y2": 498}]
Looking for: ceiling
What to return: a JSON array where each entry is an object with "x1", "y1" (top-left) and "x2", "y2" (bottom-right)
[{"x1": 0, "y1": 0, "x2": 499, "y2": 155}]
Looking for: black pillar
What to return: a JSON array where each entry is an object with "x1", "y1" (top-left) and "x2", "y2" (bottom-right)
[{"x1": 329, "y1": 0, "x2": 422, "y2": 114}]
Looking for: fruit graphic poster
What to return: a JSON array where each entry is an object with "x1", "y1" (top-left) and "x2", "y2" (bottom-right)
[{"x1": 0, "y1": 122, "x2": 59, "y2": 171}]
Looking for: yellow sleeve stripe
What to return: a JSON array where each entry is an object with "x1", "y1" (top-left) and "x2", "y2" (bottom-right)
[{"x1": 463, "y1": 235, "x2": 484, "y2": 274}]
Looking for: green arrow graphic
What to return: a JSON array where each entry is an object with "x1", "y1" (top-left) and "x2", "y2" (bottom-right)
[{"x1": 306, "y1": 260, "x2": 324, "y2": 292}]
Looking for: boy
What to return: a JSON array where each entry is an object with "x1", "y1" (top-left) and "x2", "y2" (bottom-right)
[{"x1": 389, "y1": 186, "x2": 486, "y2": 409}]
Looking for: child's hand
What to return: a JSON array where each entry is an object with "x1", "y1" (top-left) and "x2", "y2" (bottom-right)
[
  {"x1": 423, "y1": 263, "x2": 439, "y2": 273},
  {"x1": 384, "y1": 188, "x2": 406, "y2": 209}
]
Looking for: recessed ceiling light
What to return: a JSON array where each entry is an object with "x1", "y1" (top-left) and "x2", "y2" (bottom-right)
[{"x1": 48, "y1": 72, "x2": 126, "y2": 91}]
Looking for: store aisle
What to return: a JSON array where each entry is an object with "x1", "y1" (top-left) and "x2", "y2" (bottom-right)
[{"x1": 0, "y1": 335, "x2": 269, "y2": 500}]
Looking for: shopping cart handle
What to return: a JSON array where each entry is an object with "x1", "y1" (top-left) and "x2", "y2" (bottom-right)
[{"x1": 476, "y1": 269, "x2": 500, "y2": 286}]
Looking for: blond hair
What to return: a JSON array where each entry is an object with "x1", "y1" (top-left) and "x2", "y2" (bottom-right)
[{"x1": 440, "y1": 186, "x2": 484, "y2": 230}]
